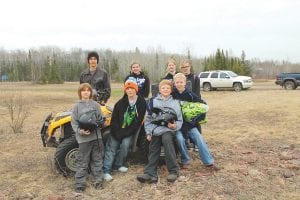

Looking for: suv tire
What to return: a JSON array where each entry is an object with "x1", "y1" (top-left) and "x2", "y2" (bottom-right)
[
  {"x1": 233, "y1": 82, "x2": 242, "y2": 92},
  {"x1": 284, "y1": 80, "x2": 296, "y2": 90},
  {"x1": 203, "y1": 83, "x2": 212, "y2": 92}
]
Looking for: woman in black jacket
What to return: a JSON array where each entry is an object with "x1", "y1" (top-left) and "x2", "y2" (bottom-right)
[{"x1": 124, "y1": 62, "x2": 150, "y2": 98}]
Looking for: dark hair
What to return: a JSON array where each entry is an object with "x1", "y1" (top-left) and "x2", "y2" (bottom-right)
[{"x1": 87, "y1": 51, "x2": 99, "y2": 64}]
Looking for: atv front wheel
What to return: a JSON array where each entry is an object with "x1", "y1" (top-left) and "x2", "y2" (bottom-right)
[{"x1": 55, "y1": 136, "x2": 78, "y2": 176}]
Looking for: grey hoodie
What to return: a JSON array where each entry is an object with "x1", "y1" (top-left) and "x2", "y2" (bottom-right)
[
  {"x1": 71, "y1": 99, "x2": 102, "y2": 144},
  {"x1": 144, "y1": 94, "x2": 183, "y2": 136}
]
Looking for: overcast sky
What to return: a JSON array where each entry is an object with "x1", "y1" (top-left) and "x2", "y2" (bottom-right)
[{"x1": 1, "y1": 0, "x2": 299, "y2": 62}]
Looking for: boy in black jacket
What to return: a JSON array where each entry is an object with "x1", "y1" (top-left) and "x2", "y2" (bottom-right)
[
  {"x1": 103, "y1": 80, "x2": 146, "y2": 181},
  {"x1": 172, "y1": 73, "x2": 220, "y2": 171}
]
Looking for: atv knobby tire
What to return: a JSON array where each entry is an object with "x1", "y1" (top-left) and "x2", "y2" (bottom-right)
[{"x1": 55, "y1": 136, "x2": 78, "y2": 176}]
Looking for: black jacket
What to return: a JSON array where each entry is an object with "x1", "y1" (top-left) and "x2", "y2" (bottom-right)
[
  {"x1": 186, "y1": 73, "x2": 200, "y2": 97},
  {"x1": 163, "y1": 72, "x2": 177, "y2": 80},
  {"x1": 80, "y1": 67, "x2": 111, "y2": 103},
  {"x1": 124, "y1": 72, "x2": 150, "y2": 98},
  {"x1": 111, "y1": 95, "x2": 146, "y2": 141}
]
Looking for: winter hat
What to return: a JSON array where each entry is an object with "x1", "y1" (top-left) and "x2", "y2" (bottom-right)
[
  {"x1": 124, "y1": 80, "x2": 138, "y2": 93},
  {"x1": 87, "y1": 51, "x2": 99, "y2": 64}
]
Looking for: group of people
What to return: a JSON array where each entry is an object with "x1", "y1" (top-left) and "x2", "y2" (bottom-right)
[{"x1": 71, "y1": 51, "x2": 220, "y2": 193}]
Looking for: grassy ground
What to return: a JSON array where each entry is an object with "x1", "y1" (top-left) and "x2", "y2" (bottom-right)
[{"x1": 0, "y1": 81, "x2": 299, "y2": 200}]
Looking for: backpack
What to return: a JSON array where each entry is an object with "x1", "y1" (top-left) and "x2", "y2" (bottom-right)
[{"x1": 180, "y1": 101, "x2": 208, "y2": 125}]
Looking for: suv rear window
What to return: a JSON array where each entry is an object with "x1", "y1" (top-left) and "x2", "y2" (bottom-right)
[
  {"x1": 211, "y1": 72, "x2": 219, "y2": 78},
  {"x1": 200, "y1": 72, "x2": 209, "y2": 78}
]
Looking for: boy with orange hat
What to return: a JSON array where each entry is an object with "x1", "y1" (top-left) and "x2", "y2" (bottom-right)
[{"x1": 103, "y1": 80, "x2": 146, "y2": 181}]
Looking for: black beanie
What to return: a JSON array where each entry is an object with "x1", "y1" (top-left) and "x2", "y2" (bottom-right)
[{"x1": 87, "y1": 51, "x2": 99, "y2": 64}]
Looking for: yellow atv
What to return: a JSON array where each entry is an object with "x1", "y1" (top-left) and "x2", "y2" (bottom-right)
[{"x1": 40, "y1": 104, "x2": 149, "y2": 176}]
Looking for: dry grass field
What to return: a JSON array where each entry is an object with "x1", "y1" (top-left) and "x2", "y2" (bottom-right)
[{"x1": 0, "y1": 81, "x2": 299, "y2": 200}]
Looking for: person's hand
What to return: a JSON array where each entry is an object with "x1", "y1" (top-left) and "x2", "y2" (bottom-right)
[
  {"x1": 146, "y1": 135, "x2": 152, "y2": 141},
  {"x1": 79, "y1": 129, "x2": 90, "y2": 136},
  {"x1": 168, "y1": 121, "x2": 176, "y2": 130}
]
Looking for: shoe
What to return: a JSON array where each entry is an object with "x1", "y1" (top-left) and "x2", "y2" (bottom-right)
[
  {"x1": 206, "y1": 163, "x2": 222, "y2": 171},
  {"x1": 166, "y1": 174, "x2": 178, "y2": 182},
  {"x1": 118, "y1": 166, "x2": 128, "y2": 173},
  {"x1": 137, "y1": 174, "x2": 158, "y2": 183},
  {"x1": 180, "y1": 160, "x2": 191, "y2": 169},
  {"x1": 103, "y1": 173, "x2": 113, "y2": 181},
  {"x1": 181, "y1": 163, "x2": 191, "y2": 169},
  {"x1": 94, "y1": 181, "x2": 104, "y2": 190},
  {"x1": 186, "y1": 141, "x2": 193, "y2": 150},
  {"x1": 74, "y1": 186, "x2": 85, "y2": 193},
  {"x1": 194, "y1": 146, "x2": 199, "y2": 152}
]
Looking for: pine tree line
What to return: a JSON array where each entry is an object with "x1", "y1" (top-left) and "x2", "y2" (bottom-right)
[{"x1": 203, "y1": 48, "x2": 252, "y2": 76}]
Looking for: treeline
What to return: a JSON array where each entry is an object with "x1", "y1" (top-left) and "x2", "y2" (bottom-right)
[
  {"x1": 203, "y1": 49, "x2": 251, "y2": 76},
  {"x1": 0, "y1": 47, "x2": 195, "y2": 83},
  {"x1": 0, "y1": 46, "x2": 298, "y2": 83}
]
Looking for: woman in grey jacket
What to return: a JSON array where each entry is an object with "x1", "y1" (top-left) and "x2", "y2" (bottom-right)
[
  {"x1": 71, "y1": 83, "x2": 104, "y2": 193},
  {"x1": 137, "y1": 79, "x2": 183, "y2": 183}
]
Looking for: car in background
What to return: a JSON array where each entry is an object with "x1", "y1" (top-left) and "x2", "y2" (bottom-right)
[
  {"x1": 198, "y1": 70, "x2": 253, "y2": 92},
  {"x1": 275, "y1": 73, "x2": 300, "y2": 90}
]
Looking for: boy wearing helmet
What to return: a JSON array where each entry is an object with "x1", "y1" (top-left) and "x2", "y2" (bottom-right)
[{"x1": 80, "y1": 51, "x2": 111, "y2": 104}]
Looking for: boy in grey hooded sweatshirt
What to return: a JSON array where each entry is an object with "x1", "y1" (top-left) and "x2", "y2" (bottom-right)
[
  {"x1": 71, "y1": 83, "x2": 104, "y2": 193},
  {"x1": 137, "y1": 80, "x2": 183, "y2": 183}
]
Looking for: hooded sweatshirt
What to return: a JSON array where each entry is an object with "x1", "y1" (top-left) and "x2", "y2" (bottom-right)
[
  {"x1": 144, "y1": 94, "x2": 183, "y2": 136},
  {"x1": 71, "y1": 99, "x2": 102, "y2": 144},
  {"x1": 124, "y1": 72, "x2": 150, "y2": 98}
]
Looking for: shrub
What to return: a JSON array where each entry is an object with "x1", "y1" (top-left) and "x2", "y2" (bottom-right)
[{"x1": 3, "y1": 94, "x2": 29, "y2": 134}]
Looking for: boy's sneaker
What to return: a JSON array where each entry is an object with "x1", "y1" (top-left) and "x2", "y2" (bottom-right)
[
  {"x1": 137, "y1": 174, "x2": 158, "y2": 183},
  {"x1": 194, "y1": 145, "x2": 199, "y2": 152},
  {"x1": 103, "y1": 173, "x2": 113, "y2": 181},
  {"x1": 186, "y1": 141, "x2": 193, "y2": 150},
  {"x1": 166, "y1": 174, "x2": 178, "y2": 182},
  {"x1": 74, "y1": 186, "x2": 85, "y2": 193},
  {"x1": 180, "y1": 163, "x2": 191, "y2": 169},
  {"x1": 206, "y1": 163, "x2": 222, "y2": 171},
  {"x1": 94, "y1": 181, "x2": 104, "y2": 190},
  {"x1": 118, "y1": 166, "x2": 128, "y2": 173}
]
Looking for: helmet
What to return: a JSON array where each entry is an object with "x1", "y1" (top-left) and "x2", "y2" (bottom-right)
[
  {"x1": 78, "y1": 109, "x2": 102, "y2": 131},
  {"x1": 151, "y1": 107, "x2": 178, "y2": 126}
]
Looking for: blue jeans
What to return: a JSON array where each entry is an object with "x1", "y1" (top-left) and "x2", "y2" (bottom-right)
[
  {"x1": 176, "y1": 127, "x2": 214, "y2": 165},
  {"x1": 103, "y1": 135, "x2": 133, "y2": 174}
]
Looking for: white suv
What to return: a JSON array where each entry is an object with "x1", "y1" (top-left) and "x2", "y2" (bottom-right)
[{"x1": 198, "y1": 70, "x2": 253, "y2": 92}]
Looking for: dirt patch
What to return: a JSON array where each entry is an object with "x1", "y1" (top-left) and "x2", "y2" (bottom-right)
[{"x1": 0, "y1": 81, "x2": 299, "y2": 199}]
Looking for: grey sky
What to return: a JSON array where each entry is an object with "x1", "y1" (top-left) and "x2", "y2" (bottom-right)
[{"x1": 1, "y1": 0, "x2": 299, "y2": 62}]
